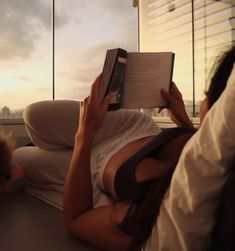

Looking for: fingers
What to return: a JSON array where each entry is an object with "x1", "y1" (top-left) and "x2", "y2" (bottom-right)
[
  {"x1": 80, "y1": 96, "x2": 89, "y2": 108},
  {"x1": 171, "y1": 82, "x2": 182, "y2": 99},
  {"x1": 90, "y1": 74, "x2": 102, "y2": 101},
  {"x1": 161, "y1": 88, "x2": 175, "y2": 104},
  {"x1": 157, "y1": 107, "x2": 163, "y2": 113},
  {"x1": 79, "y1": 96, "x2": 89, "y2": 117},
  {"x1": 102, "y1": 91, "x2": 117, "y2": 111},
  {"x1": 161, "y1": 82, "x2": 183, "y2": 106}
]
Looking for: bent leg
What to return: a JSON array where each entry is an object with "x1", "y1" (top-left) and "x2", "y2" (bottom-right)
[
  {"x1": 24, "y1": 103, "x2": 159, "y2": 151},
  {"x1": 24, "y1": 100, "x2": 80, "y2": 150}
]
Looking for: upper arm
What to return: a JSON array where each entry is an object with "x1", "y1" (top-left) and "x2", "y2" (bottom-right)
[{"x1": 66, "y1": 204, "x2": 133, "y2": 251}]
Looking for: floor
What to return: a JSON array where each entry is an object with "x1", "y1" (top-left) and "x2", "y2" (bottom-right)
[{"x1": 0, "y1": 191, "x2": 99, "y2": 251}]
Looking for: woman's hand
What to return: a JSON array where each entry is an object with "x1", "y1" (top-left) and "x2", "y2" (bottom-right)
[
  {"x1": 160, "y1": 82, "x2": 194, "y2": 129},
  {"x1": 77, "y1": 74, "x2": 116, "y2": 142}
]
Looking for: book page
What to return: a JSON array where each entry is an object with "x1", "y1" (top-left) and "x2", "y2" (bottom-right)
[{"x1": 122, "y1": 52, "x2": 174, "y2": 109}]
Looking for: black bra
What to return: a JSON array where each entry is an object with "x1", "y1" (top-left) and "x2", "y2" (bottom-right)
[{"x1": 114, "y1": 127, "x2": 196, "y2": 200}]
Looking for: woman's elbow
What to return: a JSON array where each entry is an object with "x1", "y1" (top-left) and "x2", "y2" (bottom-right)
[
  {"x1": 63, "y1": 216, "x2": 83, "y2": 238},
  {"x1": 64, "y1": 215, "x2": 76, "y2": 234}
]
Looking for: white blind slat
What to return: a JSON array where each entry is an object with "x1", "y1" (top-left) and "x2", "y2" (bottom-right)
[{"x1": 139, "y1": 0, "x2": 234, "y2": 106}]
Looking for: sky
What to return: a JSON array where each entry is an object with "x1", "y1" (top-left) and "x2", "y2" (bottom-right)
[
  {"x1": 0, "y1": 0, "x2": 233, "y2": 113},
  {"x1": 0, "y1": 0, "x2": 138, "y2": 110}
]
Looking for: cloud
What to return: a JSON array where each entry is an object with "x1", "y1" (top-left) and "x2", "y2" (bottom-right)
[
  {"x1": 50, "y1": 0, "x2": 137, "y2": 101},
  {"x1": 0, "y1": 0, "x2": 137, "y2": 59},
  {"x1": 12, "y1": 76, "x2": 31, "y2": 82},
  {"x1": 1, "y1": 0, "x2": 138, "y2": 107},
  {"x1": 54, "y1": 42, "x2": 114, "y2": 100},
  {"x1": 57, "y1": 0, "x2": 138, "y2": 90},
  {"x1": 64, "y1": 42, "x2": 117, "y2": 83},
  {"x1": 0, "y1": 0, "x2": 48, "y2": 60},
  {"x1": 0, "y1": 0, "x2": 70, "y2": 61},
  {"x1": 93, "y1": 0, "x2": 138, "y2": 51},
  {"x1": 97, "y1": 0, "x2": 135, "y2": 16}
]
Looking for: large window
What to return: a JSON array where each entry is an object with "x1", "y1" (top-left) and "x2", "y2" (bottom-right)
[
  {"x1": 139, "y1": 0, "x2": 234, "y2": 118},
  {"x1": 55, "y1": 1, "x2": 138, "y2": 101},
  {"x1": 0, "y1": 0, "x2": 138, "y2": 119},
  {"x1": 1, "y1": 0, "x2": 234, "y2": 120},
  {"x1": 0, "y1": 0, "x2": 52, "y2": 119}
]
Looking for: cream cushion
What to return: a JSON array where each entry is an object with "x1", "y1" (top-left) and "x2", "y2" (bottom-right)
[
  {"x1": 12, "y1": 146, "x2": 72, "y2": 209},
  {"x1": 144, "y1": 64, "x2": 235, "y2": 251}
]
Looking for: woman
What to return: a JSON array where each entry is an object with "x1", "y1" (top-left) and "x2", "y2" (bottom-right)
[{"x1": 63, "y1": 46, "x2": 235, "y2": 251}]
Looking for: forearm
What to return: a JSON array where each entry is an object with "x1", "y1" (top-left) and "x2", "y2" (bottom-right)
[
  {"x1": 63, "y1": 132, "x2": 94, "y2": 223},
  {"x1": 63, "y1": 74, "x2": 114, "y2": 224}
]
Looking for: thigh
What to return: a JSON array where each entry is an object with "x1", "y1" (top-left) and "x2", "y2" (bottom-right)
[{"x1": 24, "y1": 100, "x2": 80, "y2": 150}]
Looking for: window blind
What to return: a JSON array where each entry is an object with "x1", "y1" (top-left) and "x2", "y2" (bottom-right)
[{"x1": 139, "y1": 0, "x2": 234, "y2": 116}]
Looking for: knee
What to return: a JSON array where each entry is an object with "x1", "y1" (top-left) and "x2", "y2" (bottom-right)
[
  {"x1": 23, "y1": 100, "x2": 80, "y2": 149},
  {"x1": 23, "y1": 101, "x2": 51, "y2": 128}
]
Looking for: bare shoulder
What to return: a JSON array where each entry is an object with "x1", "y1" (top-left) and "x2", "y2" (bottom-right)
[{"x1": 66, "y1": 202, "x2": 133, "y2": 251}]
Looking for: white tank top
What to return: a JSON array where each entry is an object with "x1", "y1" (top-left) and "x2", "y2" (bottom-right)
[{"x1": 90, "y1": 109, "x2": 161, "y2": 207}]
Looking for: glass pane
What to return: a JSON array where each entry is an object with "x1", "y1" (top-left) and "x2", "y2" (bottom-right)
[
  {"x1": 194, "y1": 0, "x2": 235, "y2": 114},
  {"x1": 139, "y1": 0, "x2": 193, "y2": 117},
  {"x1": 0, "y1": 0, "x2": 52, "y2": 119},
  {"x1": 139, "y1": 0, "x2": 235, "y2": 119},
  {"x1": 55, "y1": 0, "x2": 138, "y2": 100}
]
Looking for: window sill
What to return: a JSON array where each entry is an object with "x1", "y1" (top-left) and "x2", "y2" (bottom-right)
[
  {"x1": 0, "y1": 118, "x2": 24, "y2": 125},
  {"x1": 153, "y1": 116, "x2": 200, "y2": 129}
]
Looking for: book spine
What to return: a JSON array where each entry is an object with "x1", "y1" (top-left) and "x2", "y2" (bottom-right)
[
  {"x1": 107, "y1": 48, "x2": 127, "y2": 110},
  {"x1": 99, "y1": 48, "x2": 127, "y2": 110}
]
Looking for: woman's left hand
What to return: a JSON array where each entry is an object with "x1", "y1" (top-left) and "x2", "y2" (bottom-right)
[
  {"x1": 160, "y1": 82, "x2": 194, "y2": 129},
  {"x1": 77, "y1": 74, "x2": 116, "y2": 141}
]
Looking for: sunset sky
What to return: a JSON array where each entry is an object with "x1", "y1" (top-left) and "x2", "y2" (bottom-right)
[
  {"x1": 0, "y1": 0, "x2": 137, "y2": 110},
  {"x1": 0, "y1": 0, "x2": 233, "y2": 114}
]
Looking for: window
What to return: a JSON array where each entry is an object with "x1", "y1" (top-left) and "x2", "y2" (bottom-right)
[
  {"x1": 0, "y1": 0, "x2": 52, "y2": 119},
  {"x1": 2, "y1": 1, "x2": 232, "y2": 121},
  {"x1": 0, "y1": 0, "x2": 138, "y2": 120},
  {"x1": 139, "y1": 0, "x2": 235, "y2": 118},
  {"x1": 55, "y1": 1, "x2": 138, "y2": 101}
]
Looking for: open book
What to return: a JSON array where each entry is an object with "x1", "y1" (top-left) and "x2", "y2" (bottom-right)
[{"x1": 99, "y1": 48, "x2": 175, "y2": 110}]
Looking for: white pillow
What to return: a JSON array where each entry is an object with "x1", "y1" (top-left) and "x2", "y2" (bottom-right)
[{"x1": 144, "y1": 63, "x2": 235, "y2": 251}]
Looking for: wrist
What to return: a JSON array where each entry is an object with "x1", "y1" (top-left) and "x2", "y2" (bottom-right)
[
  {"x1": 75, "y1": 128, "x2": 94, "y2": 146},
  {"x1": 178, "y1": 116, "x2": 194, "y2": 129}
]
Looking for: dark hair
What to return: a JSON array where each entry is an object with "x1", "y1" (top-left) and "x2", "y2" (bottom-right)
[
  {"x1": 117, "y1": 46, "x2": 235, "y2": 251},
  {"x1": 118, "y1": 171, "x2": 173, "y2": 251},
  {"x1": 206, "y1": 46, "x2": 235, "y2": 109}
]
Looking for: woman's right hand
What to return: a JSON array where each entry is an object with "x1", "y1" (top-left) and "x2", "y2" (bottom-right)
[
  {"x1": 76, "y1": 74, "x2": 116, "y2": 143},
  {"x1": 160, "y1": 82, "x2": 194, "y2": 129}
]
